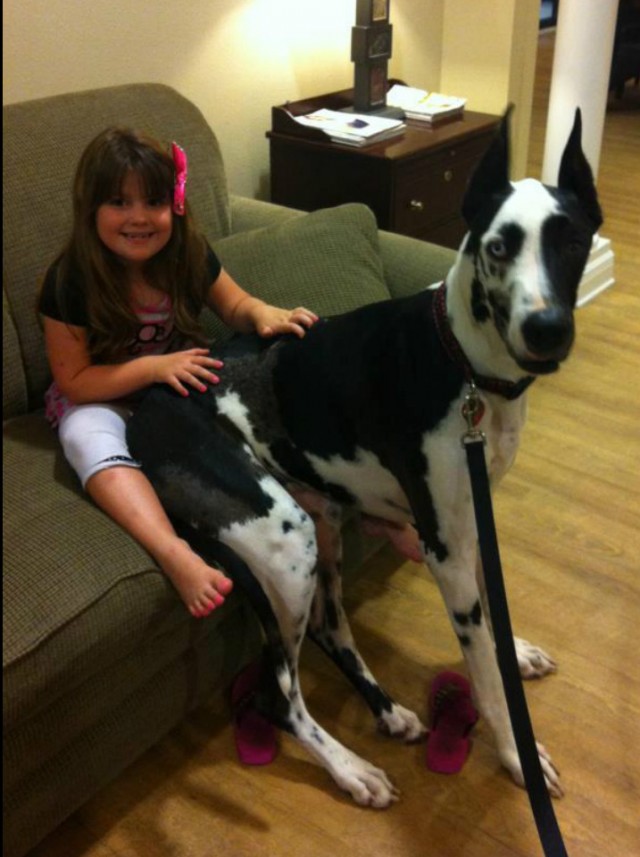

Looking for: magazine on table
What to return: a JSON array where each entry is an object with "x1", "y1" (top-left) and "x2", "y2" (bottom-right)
[
  {"x1": 289, "y1": 108, "x2": 405, "y2": 146},
  {"x1": 386, "y1": 85, "x2": 466, "y2": 122}
]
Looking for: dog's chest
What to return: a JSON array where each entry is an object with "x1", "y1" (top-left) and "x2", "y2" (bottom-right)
[
  {"x1": 420, "y1": 390, "x2": 526, "y2": 521},
  {"x1": 483, "y1": 394, "x2": 527, "y2": 482}
]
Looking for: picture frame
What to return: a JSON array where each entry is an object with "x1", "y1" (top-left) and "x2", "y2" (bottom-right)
[
  {"x1": 356, "y1": 0, "x2": 390, "y2": 26},
  {"x1": 351, "y1": 23, "x2": 393, "y2": 62},
  {"x1": 353, "y1": 61, "x2": 388, "y2": 111},
  {"x1": 369, "y1": 64, "x2": 388, "y2": 105},
  {"x1": 372, "y1": 0, "x2": 389, "y2": 22}
]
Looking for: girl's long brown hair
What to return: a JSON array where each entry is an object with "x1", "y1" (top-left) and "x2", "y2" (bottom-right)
[{"x1": 51, "y1": 127, "x2": 209, "y2": 362}]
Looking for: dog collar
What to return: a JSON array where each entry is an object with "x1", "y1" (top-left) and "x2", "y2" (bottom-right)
[{"x1": 432, "y1": 283, "x2": 535, "y2": 401}]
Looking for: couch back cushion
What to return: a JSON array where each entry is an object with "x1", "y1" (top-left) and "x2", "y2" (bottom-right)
[
  {"x1": 3, "y1": 83, "x2": 230, "y2": 416},
  {"x1": 207, "y1": 202, "x2": 390, "y2": 343}
]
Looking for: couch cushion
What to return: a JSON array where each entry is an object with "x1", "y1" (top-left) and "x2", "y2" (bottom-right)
[
  {"x1": 3, "y1": 289, "x2": 28, "y2": 419},
  {"x1": 3, "y1": 595, "x2": 262, "y2": 857},
  {"x1": 3, "y1": 83, "x2": 230, "y2": 412},
  {"x1": 1, "y1": 414, "x2": 237, "y2": 731},
  {"x1": 206, "y1": 203, "x2": 390, "y2": 342}
]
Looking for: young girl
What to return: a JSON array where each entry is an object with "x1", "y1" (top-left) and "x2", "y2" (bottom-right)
[{"x1": 38, "y1": 126, "x2": 318, "y2": 620}]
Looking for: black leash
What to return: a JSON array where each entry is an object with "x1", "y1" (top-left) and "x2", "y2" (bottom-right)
[{"x1": 462, "y1": 383, "x2": 569, "y2": 857}]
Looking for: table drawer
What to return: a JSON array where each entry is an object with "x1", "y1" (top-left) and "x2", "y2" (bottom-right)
[
  {"x1": 413, "y1": 216, "x2": 468, "y2": 251},
  {"x1": 393, "y1": 135, "x2": 491, "y2": 237}
]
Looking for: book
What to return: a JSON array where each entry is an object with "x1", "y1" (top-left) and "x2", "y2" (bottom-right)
[
  {"x1": 386, "y1": 85, "x2": 466, "y2": 123},
  {"x1": 289, "y1": 108, "x2": 405, "y2": 147}
]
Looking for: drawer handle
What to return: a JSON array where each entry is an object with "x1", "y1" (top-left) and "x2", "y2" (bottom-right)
[
  {"x1": 409, "y1": 199, "x2": 424, "y2": 212},
  {"x1": 444, "y1": 169, "x2": 453, "y2": 182}
]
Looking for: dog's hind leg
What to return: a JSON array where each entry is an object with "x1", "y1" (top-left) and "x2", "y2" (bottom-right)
[
  {"x1": 220, "y1": 477, "x2": 400, "y2": 808},
  {"x1": 288, "y1": 487, "x2": 426, "y2": 744},
  {"x1": 130, "y1": 393, "x2": 397, "y2": 806}
]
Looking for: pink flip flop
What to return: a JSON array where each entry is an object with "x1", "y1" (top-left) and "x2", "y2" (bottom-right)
[
  {"x1": 231, "y1": 660, "x2": 278, "y2": 766},
  {"x1": 426, "y1": 671, "x2": 479, "y2": 774}
]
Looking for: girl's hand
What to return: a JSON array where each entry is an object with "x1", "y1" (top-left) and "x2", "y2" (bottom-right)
[
  {"x1": 206, "y1": 270, "x2": 318, "y2": 337},
  {"x1": 251, "y1": 304, "x2": 319, "y2": 339},
  {"x1": 152, "y1": 348, "x2": 223, "y2": 397}
]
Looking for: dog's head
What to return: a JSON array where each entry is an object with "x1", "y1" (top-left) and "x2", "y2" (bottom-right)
[{"x1": 461, "y1": 107, "x2": 602, "y2": 375}]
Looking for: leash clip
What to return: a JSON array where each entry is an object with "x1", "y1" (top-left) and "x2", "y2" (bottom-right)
[{"x1": 461, "y1": 381, "x2": 486, "y2": 447}]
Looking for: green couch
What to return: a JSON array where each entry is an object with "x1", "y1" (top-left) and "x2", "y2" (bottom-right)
[{"x1": 2, "y1": 83, "x2": 455, "y2": 857}]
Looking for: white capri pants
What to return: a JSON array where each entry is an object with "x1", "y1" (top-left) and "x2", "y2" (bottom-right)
[{"x1": 58, "y1": 403, "x2": 142, "y2": 489}]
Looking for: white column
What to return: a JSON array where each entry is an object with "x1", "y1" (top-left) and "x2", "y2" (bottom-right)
[
  {"x1": 542, "y1": 0, "x2": 618, "y2": 184},
  {"x1": 542, "y1": 0, "x2": 618, "y2": 305}
]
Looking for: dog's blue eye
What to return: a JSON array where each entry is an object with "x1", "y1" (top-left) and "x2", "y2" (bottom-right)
[{"x1": 487, "y1": 240, "x2": 508, "y2": 260}]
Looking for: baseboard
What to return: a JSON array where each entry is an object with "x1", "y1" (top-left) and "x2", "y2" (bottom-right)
[{"x1": 577, "y1": 234, "x2": 615, "y2": 307}]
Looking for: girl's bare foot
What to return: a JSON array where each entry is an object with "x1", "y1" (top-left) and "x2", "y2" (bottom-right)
[{"x1": 158, "y1": 538, "x2": 233, "y2": 617}]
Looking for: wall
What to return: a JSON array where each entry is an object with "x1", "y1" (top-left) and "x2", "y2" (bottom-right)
[
  {"x1": 441, "y1": 0, "x2": 540, "y2": 178},
  {"x1": 3, "y1": 0, "x2": 443, "y2": 198},
  {"x1": 3, "y1": 0, "x2": 535, "y2": 196}
]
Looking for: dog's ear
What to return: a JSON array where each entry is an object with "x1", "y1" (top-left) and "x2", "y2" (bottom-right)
[
  {"x1": 557, "y1": 108, "x2": 603, "y2": 231},
  {"x1": 462, "y1": 105, "x2": 513, "y2": 227}
]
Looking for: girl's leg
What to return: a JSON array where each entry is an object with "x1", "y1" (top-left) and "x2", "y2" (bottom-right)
[
  {"x1": 86, "y1": 466, "x2": 233, "y2": 617},
  {"x1": 360, "y1": 515, "x2": 423, "y2": 562},
  {"x1": 59, "y1": 403, "x2": 232, "y2": 617}
]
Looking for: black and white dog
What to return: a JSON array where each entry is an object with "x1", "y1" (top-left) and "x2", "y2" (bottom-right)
[{"x1": 128, "y1": 109, "x2": 602, "y2": 807}]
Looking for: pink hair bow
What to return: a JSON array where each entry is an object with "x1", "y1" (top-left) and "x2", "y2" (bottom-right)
[{"x1": 172, "y1": 142, "x2": 188, "y2": 215}]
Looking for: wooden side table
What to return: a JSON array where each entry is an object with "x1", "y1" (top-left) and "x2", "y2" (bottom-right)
[{"x1": 267, "y1": 88, "x2": 500, "y2": 249}]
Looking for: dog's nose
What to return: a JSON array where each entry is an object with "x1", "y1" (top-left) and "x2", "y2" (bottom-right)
[{"x1": 521, "y1": 307, "x2": 574, "y2": 358}]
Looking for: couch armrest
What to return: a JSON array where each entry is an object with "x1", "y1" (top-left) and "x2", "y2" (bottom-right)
[
  {"x1": 378, "y1": 230, "x2": 456, "y2": 300},
  {"x1": 229, "y1": 195, "x2": 304, "y2": 234}
]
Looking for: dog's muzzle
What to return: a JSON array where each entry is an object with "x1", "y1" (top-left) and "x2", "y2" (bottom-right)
[{"x1": 517, "y1": 307, "x2": 575, "y2": 374}]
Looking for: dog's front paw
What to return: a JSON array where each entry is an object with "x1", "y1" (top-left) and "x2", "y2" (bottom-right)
[
  {"x1": 515, "y1": 637, "x2": 557, "y2": 679},
  {"x1": 501, "y1": 742, "x2": 564, "y2": 798},
  {"x1": 334, "y1": 752, "x2": 400, "y2": 808},
  {"x1": 377, "y1": 704, "x2": 427, "y2": 743}
]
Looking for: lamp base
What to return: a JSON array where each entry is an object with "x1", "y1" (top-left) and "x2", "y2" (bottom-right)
[{"x1": 341, "y1": 104, "x2": 405, "y2": 120}]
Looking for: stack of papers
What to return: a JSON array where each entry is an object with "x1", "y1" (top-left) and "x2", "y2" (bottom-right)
[
  {"x1": 291, "y1": 108, "x2": 405, "y2": 147},
  {"x1": 387, "y1": 85, "x2": 466, "y2": 123}
]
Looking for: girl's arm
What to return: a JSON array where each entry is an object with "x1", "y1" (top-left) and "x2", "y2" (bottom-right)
[
  {"x1": 44, "y1": 317, "x2": 222, "y2": 401},
  {"x1": 206, "y1": 268, "x2": 318, "y2": 338}
]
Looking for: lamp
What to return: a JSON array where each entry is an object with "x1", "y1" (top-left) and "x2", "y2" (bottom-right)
[{"x1": 350, "y1": 0, "x2": 403, "y2": 117}]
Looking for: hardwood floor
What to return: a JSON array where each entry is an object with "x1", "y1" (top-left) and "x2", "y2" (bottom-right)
[{"x1": 29, "y1": 32, "x2": 640, "y2": 857}]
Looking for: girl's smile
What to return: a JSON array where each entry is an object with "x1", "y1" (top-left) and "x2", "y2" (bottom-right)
[
  {"x1": 122, "y1": 232, "x2": 157, "y2": 244},
  {"x1": 96, "y1": 172, "x2": 172, "y2": 267}
]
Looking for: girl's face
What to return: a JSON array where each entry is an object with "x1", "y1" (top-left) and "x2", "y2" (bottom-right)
[{"x1": 96, "y1": 171, "x2": 173, "y2": 270}]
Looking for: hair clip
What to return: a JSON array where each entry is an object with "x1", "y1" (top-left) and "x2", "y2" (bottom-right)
[{"x1": 172, "y1": 142, "x2": 188, "y2": 215}]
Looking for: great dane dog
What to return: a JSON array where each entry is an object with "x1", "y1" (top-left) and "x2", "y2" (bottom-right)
[{"x1": 128, "y1": 108, "x2": 602, "y2": 807}]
